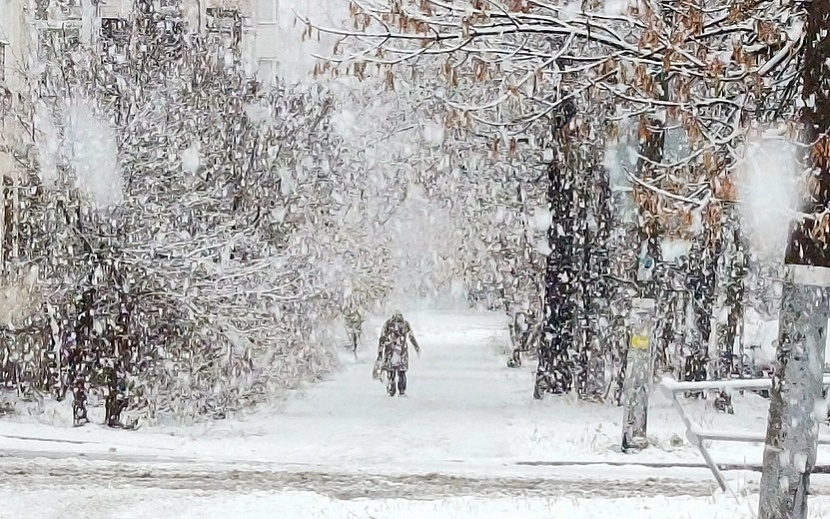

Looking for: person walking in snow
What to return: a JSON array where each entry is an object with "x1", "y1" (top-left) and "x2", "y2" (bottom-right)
[
  {"x1": 343, "y1": 303, "x2": 363, "y2": 360},
  {"x1": 373, "y1": 311, "x2": 421, "y2": 397}
]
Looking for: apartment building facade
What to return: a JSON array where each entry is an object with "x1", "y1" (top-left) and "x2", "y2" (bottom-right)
[
  {"x1": 0, "y1": 0, "x2": 345, "y2": 180},
  {"x1": 0, "y1": 0, "x2": 293, "y2": 179},
  {"x1": 0, "y1": 0, "x2": 28, "y2": 205},
  {"x1": 0, "y1": 0, "x2": 290, "y2": 87}
]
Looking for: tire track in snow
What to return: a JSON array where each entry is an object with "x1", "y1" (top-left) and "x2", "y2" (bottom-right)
[
  {"x1": 3, "y1": 448, "x2": 830, "y2": 499},
  {"x1": 0, "y1": 456, "x2": 734, "y2": 499}
]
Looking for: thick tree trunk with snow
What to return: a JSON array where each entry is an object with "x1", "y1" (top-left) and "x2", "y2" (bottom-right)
[
  {"x1": 72, "y1": 288, "x2": 94, "y2": 427},
  {"x1": 722, "y1": 226, "x2": 747, "y2": 378},
  {"x1": 536, "y1": 158, "x2": 576, "y2": 398},
  {"x1": 684, "y1": 221, "x2": 723, "y2": 391},
  {"x1": 759, "y1": 2, "x2": 830, "y2": 516},
  {"x1": 758, "y1": 283, "x2": 829, "y2": 519},
  {"x1": 577, "y1": 166, "x2": 613, "y2": 400},
  {"x1": 631, "y1": 116, "x2": 663, "y2": 300},
  {"x1": 535, "y1": 102, "x2": 579, "y2": 399}
]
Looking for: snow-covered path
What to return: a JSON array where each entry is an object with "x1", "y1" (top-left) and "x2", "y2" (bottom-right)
[
  {"x1": 251, "y1": 309, "x2": 525, "y2": 467},
  {"x1": 0, "y1": 309, "x2": 554, "y2": 473},
  {"x1": 3, "y1": 307, "x2": 830, "y2": 505},
  {"x1": 6, "y1": 307, "x2": 830, "y2": 517}
]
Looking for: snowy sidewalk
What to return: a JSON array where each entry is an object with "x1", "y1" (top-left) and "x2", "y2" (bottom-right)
[
  {"x1": 1, "y1": 308, "x2": 830, "y2": 481},
  {"x1": 10, "y1": 485, "x2": 830, "y2": 519}
]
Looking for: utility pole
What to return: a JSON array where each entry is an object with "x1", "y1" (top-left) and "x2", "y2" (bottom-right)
[{"x1": 620, "y1": 116, "x2": 662, "y2": 452}]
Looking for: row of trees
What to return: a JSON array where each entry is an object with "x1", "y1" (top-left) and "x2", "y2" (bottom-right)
[
  {"x1": 0, "y1": 0, "x2": 805, "y2": 431},
  {"x1": 308, "y1": 0, "x2": 776, "y2": 402},
  {"x1": 0, "y1": 3, "x2": 824, "y2": 513},
  {"x1": 310, "y1": 0, "x2": 829, "y2": 516},
  {"x1": 0, "y1": 3, "x2": 410, "y2": 425}
]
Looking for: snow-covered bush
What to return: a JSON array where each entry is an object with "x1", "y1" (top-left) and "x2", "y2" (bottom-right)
[{"x1": 0, "y1": 6, "x2": 394, "y2": 425}]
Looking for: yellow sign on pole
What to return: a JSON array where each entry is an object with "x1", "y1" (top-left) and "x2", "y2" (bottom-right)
[{"x1": 630, "y1": 334, "x2": 649, "y2": 350}]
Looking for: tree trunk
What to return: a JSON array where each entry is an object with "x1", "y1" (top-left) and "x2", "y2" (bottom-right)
[
  {"x1": 759, "y1": 2, "x2": 830, "y2": 516},
  {"x1": 535, "y1": 99, "x2": 579, "y2": 399},
  {"x1": 654, "y1": 288, "x2": 676, "y2": 375},
  {"x1": 722, "y1": 225, "x2": 747, "y2": 379},
  {"x1": 535, "y1": 157, "x2": 576, "y2": 398},
  {"x1": 72, "y1": 288, "x2": 94, "y2": 427},
  {"x1": 758, "y1": 283, "x2": 829, "y2": 519},
  {"x1": 579, "y1": 166, "x2": 612, "y2": 401},
  {"x1": 684, "y1": 217, "x2": 722, "y2": 391}
]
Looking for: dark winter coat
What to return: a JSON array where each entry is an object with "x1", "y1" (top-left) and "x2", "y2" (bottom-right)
[{"x1": 377, "y1": 314, "x2": 420, "y2": 372}]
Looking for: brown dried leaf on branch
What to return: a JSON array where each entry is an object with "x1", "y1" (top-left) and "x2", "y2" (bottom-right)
[
  {"x1": 508, "y1": 0, "x2": 531, "y2": 13},
  {"x1": 385, "y1": 68, "x2": 396, "y2": 90},
  {"x1": 472, "y1": 58, "x2": 491, "y2": 82},
  {"x1": 713, "y1": 174, "x2": 736, "y2": 201},
  {"x1": 702, "y1": 151, "x2": 718, "y2": 174},
  {"x1": 508, "y1": 137, "x2": 519, "y2": 157},
  {"x1": 638, "y1": 29, "x2": 660, "y2": 50},
  {"x1": 809, "y1": 213, "x2": 830, "y2": 245},
  {"x1": 442, "y1": 59, "x2": 459, "y2": 86},
  {"x1": 419, "y1": 0, "x2": 433, "y2": 16},
  {"x1": 703, "y1": 204, "x2": 723, "y2": 234},
  {"x1": 633, "y1": 187, "x2": 659, "y2": 218},
  {"x1": 810, "y1": 134, "x2": 830, "y2": 171},
  {"x1": 490, "y1": 138, "x2": 500, "y2": 160},
  {"x1": 354, "y1": 61, "x2": 367, "y2": 81}
]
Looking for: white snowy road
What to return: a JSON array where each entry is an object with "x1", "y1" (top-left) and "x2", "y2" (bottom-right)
[
  {"x1": 1, "y1": 309, "x2": 575, "y2": 474},
  {"x1": 3, "y1": 308, "x2": 830, "y2": 517}
]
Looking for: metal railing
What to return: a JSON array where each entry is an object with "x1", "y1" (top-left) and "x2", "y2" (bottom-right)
[{"x1": 657, "y1": 375, "x2": 830, "y2": 492}]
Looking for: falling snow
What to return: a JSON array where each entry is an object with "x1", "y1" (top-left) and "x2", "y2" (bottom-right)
[{"x1": 0, "y1": 1, "x2": 829, "y2": 518}]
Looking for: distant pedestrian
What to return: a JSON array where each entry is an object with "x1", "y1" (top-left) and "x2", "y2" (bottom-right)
[
  {"x1": 344, "y1": 303, "x2": 363, "y2": 360},
  {"x1": 374, "y1": 311, "x2": 421, "y2": 397}
]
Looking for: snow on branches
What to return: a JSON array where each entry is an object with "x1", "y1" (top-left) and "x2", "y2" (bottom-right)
[
  {"x1": 303, "y1": 0, "x2": 809, "y2": 396},
  {"x1": 0, "y1": 7, "x2": 396, "y2": 425}
]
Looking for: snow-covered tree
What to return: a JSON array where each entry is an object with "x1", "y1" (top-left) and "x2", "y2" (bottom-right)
[
  {"x1": 0, "y1": 3, "x2": 397, "y2": 425},
  {"x1": 307, "y1": 0, "x2": 758, "y2": 399},
  {"x1": 757, "y1": 0, "x2": 830, "y2": 515}
]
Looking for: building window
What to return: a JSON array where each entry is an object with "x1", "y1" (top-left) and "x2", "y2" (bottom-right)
[
  {"x1": 101, "y1": 18, "x2": 130, "y2": 62},
  {"x1": 206, "y1": 8, "x2": 242, "y2": 46},
  {"x1": 256, "y1": 0, "x2": 278, "y2": 24},
  {"x1": 38, "y1": 27, "x2": 81, "y2": 61},
  {"x1": 257, "y1": 58, "x2": 279, "y2": 85},
  {"x1": 158, "y1": 0, "x2": 178, "y2": 8},
  {"x1": 34, "y1": 0, "x2": 82, "y2": 21}
]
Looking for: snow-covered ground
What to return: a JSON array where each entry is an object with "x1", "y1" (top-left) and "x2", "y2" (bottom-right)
[
  {"x1": 11, "y1": 486, "x2": 830, "y2": 519},
  {"x1": 2, "y1": 307, "x2": 830, "y2": 517}
]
